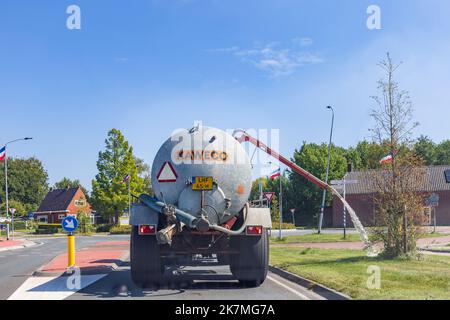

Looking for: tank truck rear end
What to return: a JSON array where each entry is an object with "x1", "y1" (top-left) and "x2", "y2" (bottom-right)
[{"x1": 129, "y1": 125, "x2": 272, "y2": 288}]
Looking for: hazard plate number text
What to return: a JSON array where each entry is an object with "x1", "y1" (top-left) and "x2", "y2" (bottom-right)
[{"x1": 192, "y1": 176, "x2": 213, "y2": 190}]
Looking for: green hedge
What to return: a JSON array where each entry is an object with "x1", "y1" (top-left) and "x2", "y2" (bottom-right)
[
  {"x1": 109, "y1": 225, "x2": 132, "y2": 234},
  {"x1": 271, "y1": 222, "x2": 296, "y2": 230},
  {"x1": 35, "y1": 223, "x2": 61, "y2": 234},
  {"x1": 96, "y1": 224, "x2": 113, "y2": 233}
]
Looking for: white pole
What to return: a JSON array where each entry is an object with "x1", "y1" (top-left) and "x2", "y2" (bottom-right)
[
  {"x1": 278, "y1": 169, "x2": 283, "y2": 240},
  {"x1": 318, "y1": 106, "x2": 334, "y2": 234},
  {"x1": 5, "y1": 150, "x2": 9, "y2": 241},
  {"x1": 343, "y1": 177, "x2": 347, "y2": 239},
  {"x1": 128, "y1": 177, "x2": 131, "y2": 218}
]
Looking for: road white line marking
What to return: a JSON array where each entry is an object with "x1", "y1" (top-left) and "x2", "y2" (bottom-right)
[
  {"x1": 7, "y1": 274, "x2": 107, "y2": 300},
  {"x1": 267, "y1": 275, "x2": 311, "y2": 300}
]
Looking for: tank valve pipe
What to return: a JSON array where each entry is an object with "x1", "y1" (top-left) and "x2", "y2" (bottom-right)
[
  {"x1": 139, "y1": 194, "x2": 210, "y2": 231},
  {"x1": 156, "y1": 224, "x2": 177, "y2": 245}
]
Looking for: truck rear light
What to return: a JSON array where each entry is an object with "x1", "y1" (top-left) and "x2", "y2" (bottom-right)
[
  {"x1": 139, "y1": 225, "x2": 156, "y2": 235},
  {"x1": 246, "y1": 226, "x2": 263, "y2": 235}
]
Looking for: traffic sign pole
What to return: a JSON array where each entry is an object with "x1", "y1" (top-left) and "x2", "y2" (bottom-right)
[
  {"x1": 68, "y1": 233, "x2": 75, "y2": 267},
  {"x1": 62, "y1": 216, "x2": 78, "y2": 268}
]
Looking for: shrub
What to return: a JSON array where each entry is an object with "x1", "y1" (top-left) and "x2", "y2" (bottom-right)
[
  {"x1": 271, "y1": 222, "x2": 296, "y2": 230},
  {"x1": 96, "y1": 224, "x2": 113, "y2": 233},
  {"x1": 77, "y1": 212, "x2": 95, "y2": 235},
  {"x1": 35, "y1": 223, "x2": 60, "y2": 234},
  {"x1": 109, "y1": 225, "x2": 131, "y2": 234}
]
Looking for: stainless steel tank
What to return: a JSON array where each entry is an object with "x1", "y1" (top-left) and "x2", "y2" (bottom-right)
[{"x1": 151, "y1": 125, "x2": 252, "y2": 226}]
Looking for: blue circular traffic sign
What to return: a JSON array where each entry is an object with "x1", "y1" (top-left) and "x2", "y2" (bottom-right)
[{"x1": 62, "y1": 216, "x2": 78, "y2": 233}]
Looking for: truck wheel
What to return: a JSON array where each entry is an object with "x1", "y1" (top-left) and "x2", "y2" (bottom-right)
[
  {"x1": 229, "y1": 229, "x2": 269, "y2": 287},
  {"x1": 130, "y1": 226, "x2": 163, "y2": 288}
]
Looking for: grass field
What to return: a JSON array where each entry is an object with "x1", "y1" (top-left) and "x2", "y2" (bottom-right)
[
  {"x1": 270, "y1": 247, "x2": 450, "y2": 300},
  {"x1": 270, "y1": 231, "x2": 450, "y2": 245},
  {"x1": 270, "y1": 233, "x2": 361, "y2": 244}
]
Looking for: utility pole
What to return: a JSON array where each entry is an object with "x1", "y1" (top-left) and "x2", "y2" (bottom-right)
[{"x1": 318, "y1": 106, "x2": 334, "y2": 234}]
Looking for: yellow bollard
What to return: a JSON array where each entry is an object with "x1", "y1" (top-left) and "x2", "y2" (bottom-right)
[{"x1": 67, "y1": 234, "x2": 75, "y2": 267}]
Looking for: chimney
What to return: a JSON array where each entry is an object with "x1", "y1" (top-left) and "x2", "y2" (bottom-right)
[{"x1": 347, "y1": 162, "x2": 353, "y2": 173}]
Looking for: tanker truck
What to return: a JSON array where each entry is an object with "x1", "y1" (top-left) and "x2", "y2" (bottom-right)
[
  {"x1": 130, "y1": 125, "x2": 272, "y2": 288},
  {"x1": 129, "y1": 124, "x2": 374, "y2": 288}
]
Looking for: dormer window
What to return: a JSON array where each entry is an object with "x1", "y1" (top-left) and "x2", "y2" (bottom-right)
[{"x1": 445, "y1": 170, "x2": 450, "y2": 184}]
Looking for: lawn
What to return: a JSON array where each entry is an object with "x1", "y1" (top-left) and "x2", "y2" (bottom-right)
[
  {"x1": 270, "y1": 233, "x2": 361, "y2": 244},
  {"x1": 270, "y1": 231, "x2": 450, "y2": 245},
  {"x1": 270, "y1": 247, "x2": 450, "y2": 300}
]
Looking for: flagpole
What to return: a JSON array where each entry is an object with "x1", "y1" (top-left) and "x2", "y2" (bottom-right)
[
  {"x1": 278, "y1": 168, "x2": 283, "y2": 240},
  {"x1": 2, "y1": 138, "x2": 33, "y2": 240},
  {"x1": 5, "y1": 149, "x2": 9, "y2": 240},
  {"x1": 128, "y1": 175, "x2": 131, "y2": 219}
]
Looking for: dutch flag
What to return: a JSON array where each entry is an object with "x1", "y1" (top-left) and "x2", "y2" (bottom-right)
[
  {"x1": 269, "y1": 168, "x2": 281, "y2": 180},
  {"x1": 0, "y1": 146, "x2": 5, "y2": 161},
  {"x1": 379, "y1": 154, "x2": 393, "y2": 165}
]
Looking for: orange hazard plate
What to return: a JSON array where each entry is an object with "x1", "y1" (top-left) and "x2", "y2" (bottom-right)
[{"x1": 192, "y1": 176, "x2": 213, "y2": 190}]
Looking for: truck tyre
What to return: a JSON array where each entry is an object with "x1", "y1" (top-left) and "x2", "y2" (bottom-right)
[
  {"x1": 229, "y1": 229, "x2": 269, "y2": 287},
  {"x1": 130, "y1": 226, "x2": 163, "y2": 288}
]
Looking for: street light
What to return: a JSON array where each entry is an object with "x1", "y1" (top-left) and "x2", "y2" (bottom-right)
[
  {"x1": 318, "y1": 106, "x2": 334, "y2": 234},
  {"x1": 3, "y1": 137, "x2": 33, "y2": 240}
]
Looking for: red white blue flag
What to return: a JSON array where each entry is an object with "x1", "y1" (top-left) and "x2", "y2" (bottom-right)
[
  {"x1": 0, "y1": 146, "x2": 5, "y2": 161},
  {"x1": 122, "y1": 174, "x2": 131, "y2": 183},
  {"x1": 380, "y1": 154, "x2": 393, "y2": 165},
  {"x1": 269, "y1": 168, "x2": 281, "y2": 180}
]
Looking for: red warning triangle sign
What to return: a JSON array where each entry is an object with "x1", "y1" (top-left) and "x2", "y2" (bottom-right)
[{"x1": 157, "y1": 162, "x2": 178, "y2": 183}]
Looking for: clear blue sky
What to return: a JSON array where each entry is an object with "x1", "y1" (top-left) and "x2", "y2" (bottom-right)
[{"x1": 1, "y1": 0, "x2": 449, "y2": 190}]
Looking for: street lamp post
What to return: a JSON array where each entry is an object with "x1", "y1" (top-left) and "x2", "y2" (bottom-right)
[
  {"x1": 318, "y1": 106, "x2": 334, "y2": 234},
  {"x1": 3, "y1": 137, "x2": 33, "y2": 240},
  {"x1": 278, "y1": 169, "x2": 285, "y2": 240}
]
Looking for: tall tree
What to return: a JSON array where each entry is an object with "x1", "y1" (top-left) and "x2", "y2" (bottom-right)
[
  {"x1": 370, "y1": 53, "x2": 425, "y2": 257},
  {"x1": 54, "y1": 177, "x2": 90, "y2": 201},
  {"x1": 134, "y1": 156, "x2": 152, "y2": 194},
  {"x1": 91, "y1": 129, "x2": 147, "y2": 224},
  {"x1": 287, "y1": 143, "x2": 348, "y2": 226},
  {"x1": 414, "y1": 135, "x2": 436, "y2": 165},
  {"x1": 435, "y1": 140, "x2": 450, "y2": 165},
  {"x1": 0, "y1": 157, "x2": 49, "y2": 213}
]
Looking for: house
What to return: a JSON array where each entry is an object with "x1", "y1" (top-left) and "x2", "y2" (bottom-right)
[
  {"x1": 34, "y1": 187, "x2": 92, "y2": 223},
  {"x1": 332, "y1": 165, "x2": 450, "y2": 227}
]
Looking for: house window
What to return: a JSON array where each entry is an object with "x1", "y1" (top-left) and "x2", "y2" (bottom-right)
[
  {"x1": 74, "y1": 199, "x2": 86, "y2": 206},
  {"x1": 58, "y1": 214, "x2": 66, "y2": 220},
  {"x1": 37, "y1": 216, "x2": 48, "y2": 223},
  {"x1": 445, "y1": 170, "x2": 450, "y2": 184}
]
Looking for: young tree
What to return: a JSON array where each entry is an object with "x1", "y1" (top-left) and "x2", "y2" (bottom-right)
[
  {"x1": 91, "y1": 129, "x2": 147, "y2": 224},
  {"x1": 370, "y1": 53, "x2": 426, "y2": 257}
]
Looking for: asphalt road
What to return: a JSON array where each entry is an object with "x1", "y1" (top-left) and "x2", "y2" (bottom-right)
[
  {"x1": 1, "y1": 234, "x2": 324, "y2": 300},
  {"x1": 0, "y1": 234, "x2": 129, "y2": 300},
  {"x1": 70, "y1": 263, "x2": 323, "y2": 300}
]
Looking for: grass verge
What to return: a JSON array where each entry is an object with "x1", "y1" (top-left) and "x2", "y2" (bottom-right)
[
  {"x1": 270, "y1": 233, "x2": 361, "y2": 244},
  {"x1": 270, "y1": 247, "x2": 450, "y2": 300}
]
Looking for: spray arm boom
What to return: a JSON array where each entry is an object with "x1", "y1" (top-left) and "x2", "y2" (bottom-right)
[
  {"x1": 233, "y1": 129, "x2": 329, "y2": 190},
  {"x1": 233, "y1": 129, "x2": 377, "y2": 255}
]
